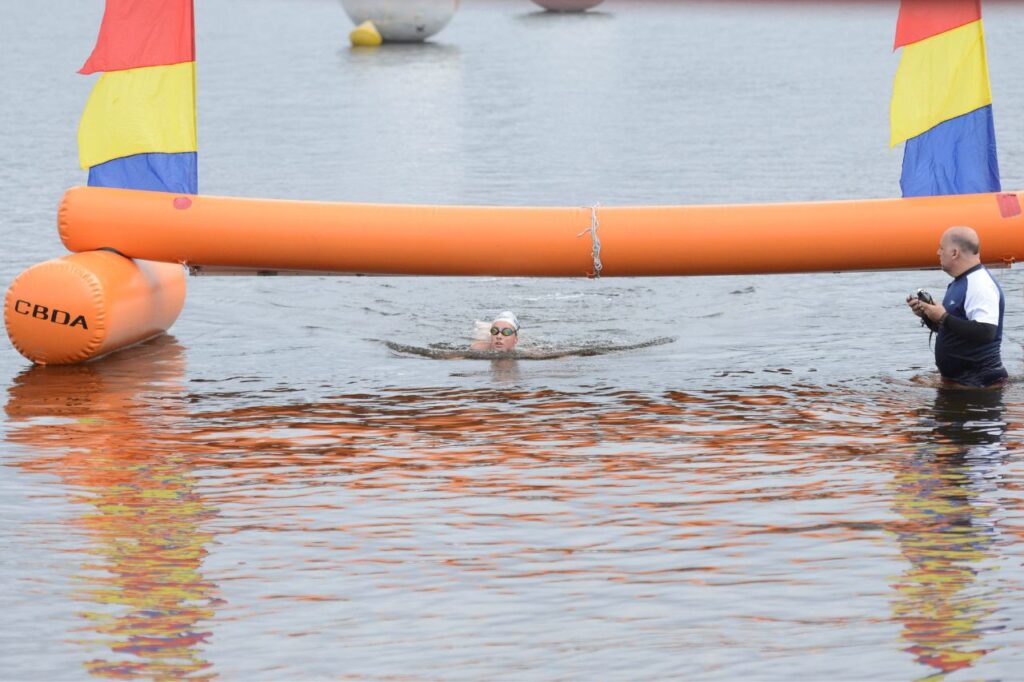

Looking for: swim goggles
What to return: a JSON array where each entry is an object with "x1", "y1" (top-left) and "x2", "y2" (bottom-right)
[{"x1": 490, "y1": 327, "x2": 517, "y2": 337}]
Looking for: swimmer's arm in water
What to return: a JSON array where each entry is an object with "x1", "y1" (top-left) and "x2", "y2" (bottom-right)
[{"x1": 469, "y1": 340, "x2": 490, "y2": 350}]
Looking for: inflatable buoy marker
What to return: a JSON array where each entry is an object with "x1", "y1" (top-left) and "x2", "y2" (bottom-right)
[
  {"x1": 341, "y1": 0, "x2": 459, "y2": 42},
  {"x1": 531, "y1": 0, "x2": 605, "y2": 11},
  {"x1": 350, "y1": 20, "x2": 383, "y2": 47}
]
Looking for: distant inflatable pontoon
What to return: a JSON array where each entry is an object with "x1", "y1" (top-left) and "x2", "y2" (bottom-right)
[
  {"x1": 531, "y1": 0, "x2": 605, "y2": 11},
  {"x1": 341, "y1": 0, "x2": 459, "y2": 42}
]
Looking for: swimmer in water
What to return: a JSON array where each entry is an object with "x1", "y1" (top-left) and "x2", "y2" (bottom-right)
[
  {"x1": 470, "y1": 310, "x2": 520, "y2": 352},
  {"x1": 385, "y1": 314, "x2": 672, "y2": 360}
]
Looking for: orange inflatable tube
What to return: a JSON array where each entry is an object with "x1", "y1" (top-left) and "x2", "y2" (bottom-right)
[
  {"x1": 4, "y1": 250, "x2": 185, "y2": 365},
  {"x1": 58, "y1": 186, "x2": 1024, "y2": 276}
]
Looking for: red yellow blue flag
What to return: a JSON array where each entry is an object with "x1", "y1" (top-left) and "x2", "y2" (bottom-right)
[
  {"x1": 890, "y1": 0, "x2": 999, "y2": 197},
  {"x1": 77, "y1": 0, "x2": 197, "y2": 194}
]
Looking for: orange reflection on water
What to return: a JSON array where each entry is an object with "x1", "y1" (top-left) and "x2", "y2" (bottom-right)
[
  {"x1": 6, "y1": 337, "x2": 217, "y2": 681},
  {"x1": 7, "y1": 337, "x2": 1018, "y2": 679},
  {"x1": 179, "y1": 382, "x2": 867, "y2": 506}
]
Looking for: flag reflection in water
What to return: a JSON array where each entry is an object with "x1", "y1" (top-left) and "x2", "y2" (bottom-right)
[
  {"x1": 891, "y1": 388, "x2": 1008, "y2": 677},
  {"x1": 6, "y1": 336, "x2": 218, "y2": 680}
]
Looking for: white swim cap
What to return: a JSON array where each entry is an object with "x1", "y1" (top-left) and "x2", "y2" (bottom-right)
[{"x1": 493, "y1": 310, "x2": 520, "y2": 330}]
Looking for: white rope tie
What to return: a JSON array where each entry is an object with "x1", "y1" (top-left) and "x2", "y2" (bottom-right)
[{"x1": 577, "y1": 203, "x2": 603, "y2": 278}]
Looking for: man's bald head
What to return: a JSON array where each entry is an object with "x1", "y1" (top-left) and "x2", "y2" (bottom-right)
[
  {"x1": 938, "y1": 225, "x2": 982, "y2": 276},
  {"x1": 942, "y1": 226, "x2": 980, "y2": 255}
]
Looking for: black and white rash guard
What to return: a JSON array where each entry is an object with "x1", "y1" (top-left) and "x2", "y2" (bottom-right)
[{"x1": 928, "y1": 263, "x2": 1007, "y2": 387}]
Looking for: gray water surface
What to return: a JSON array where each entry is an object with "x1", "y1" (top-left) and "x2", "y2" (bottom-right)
[{"x1": 3, "y1": 1, "x2": 1024, "y2": 679}]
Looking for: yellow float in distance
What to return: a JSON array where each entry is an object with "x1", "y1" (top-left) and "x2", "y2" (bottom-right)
[{"x1": 350, "y1": 20, "x2": 383, "y2": 47}]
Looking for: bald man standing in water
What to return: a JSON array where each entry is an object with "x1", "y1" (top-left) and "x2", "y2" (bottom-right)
[{"x1": 907, "y1": 226, "x2": 1008, "y2": 388}]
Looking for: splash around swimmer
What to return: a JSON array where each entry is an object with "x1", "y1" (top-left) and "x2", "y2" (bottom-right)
[{"x1": 383, "y1": 309, "x2": 673, "y2": 361}]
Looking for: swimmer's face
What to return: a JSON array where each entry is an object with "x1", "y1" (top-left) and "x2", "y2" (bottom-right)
[{"x1": 489, "y1": 323, "x2": 518, "y2": 351}]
